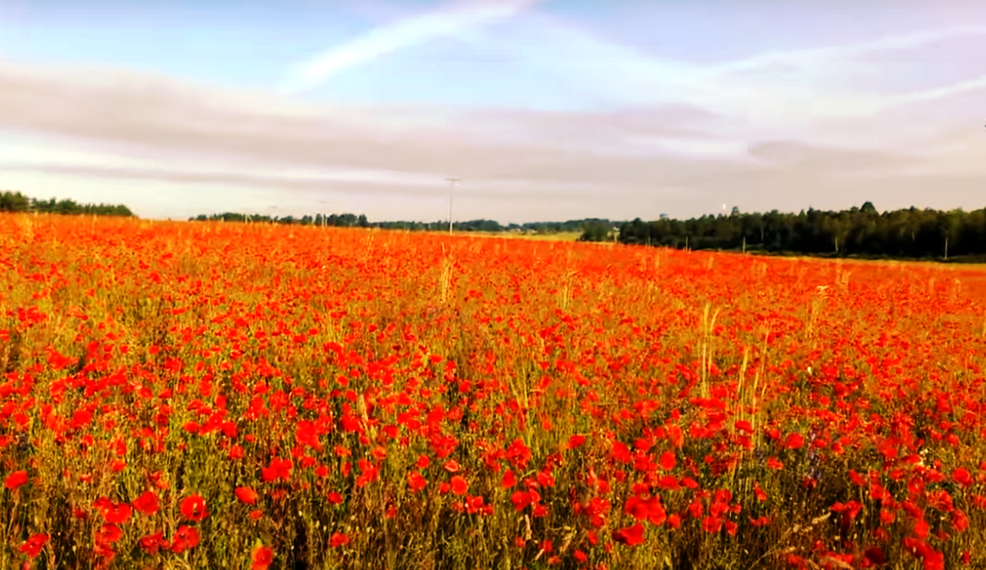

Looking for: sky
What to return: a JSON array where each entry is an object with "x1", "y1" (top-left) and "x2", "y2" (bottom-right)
[{"x1": 0, "y1": 0, "x2": 984, "y2": 222}]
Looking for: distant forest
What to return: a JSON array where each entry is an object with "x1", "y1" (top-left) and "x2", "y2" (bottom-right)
[
  {"x1": 190, "y1": 211, "x2": 613, "y2": 236},
  {"x1": 0, "y1": 190, "x2": 134, "y2": 217},
  {"x1": 5, "y1": 187, "x2": 982, "y2": 261},
  {"x1": 192, "y1": 202, "x2": 986, "y2": 261},
  {"x1": 618, "y1": 203, "x2": 986, "y2": 260}
]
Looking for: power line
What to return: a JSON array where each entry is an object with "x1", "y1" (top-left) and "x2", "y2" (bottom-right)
[{"x1": 446, "y1": 177, "x2": 460, "y2": 235}]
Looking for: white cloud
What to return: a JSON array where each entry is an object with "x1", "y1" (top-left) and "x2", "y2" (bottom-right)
[
  {"x1": 280, "y1": 0, "x2": 544, "y2": 93},
  {"x1": 704, "y1": 26, "x2": 986, "y2": 73},
  {"x1": 890, "y1": 75, "x2": 986, "y2": 104},
  {"x1": 474, "y1": 17, "x2": 985, "y2": 132}
]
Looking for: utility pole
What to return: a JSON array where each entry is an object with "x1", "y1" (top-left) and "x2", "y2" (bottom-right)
[{"x1": 446, "y1": 177, "x2": 460, "y2": 235}]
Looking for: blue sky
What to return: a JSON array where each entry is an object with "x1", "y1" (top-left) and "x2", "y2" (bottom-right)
[{"x1": 1, "y1": 0, "x2": 984, "y2": 221}]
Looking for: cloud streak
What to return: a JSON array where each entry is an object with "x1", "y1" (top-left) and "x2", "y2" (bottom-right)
[
  {"x1": 280, "y1": 0, "x2": 543, "y2": 93},
  {"x1": 706, "y1": 26, "x2": 986, "y2": 74},
  {"x1": 485, "y1": 16, "x2": 986, "y2": 133},
  {"x1": 0, "y1": 60, "x2": 754, "y2": 188}
]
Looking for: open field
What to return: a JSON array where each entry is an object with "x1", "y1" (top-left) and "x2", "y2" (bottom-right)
[{"x1": 2, "y1": 214, "x2": 986, "y2": 569}]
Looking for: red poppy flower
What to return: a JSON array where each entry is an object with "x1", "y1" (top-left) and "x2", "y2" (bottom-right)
[
  {"x1": 754, "y1": 483, "x2": 768, "y2": 502},
  {"x1": 252, "y1": 545, "x2": 274, "y2": 570},
  {"x1": 96, "y1": 524, "x2": 124, "y2": 545},
  {"x1": 102, "y1": 503, "x2": 132, "y2": 524},
  {"x1": 702, "y1": 516, "x2": 723, "y2": 533},
  {"x1": 784, "y1": 432, "x2": 805, "y2": 450},
  {"x1": 450, "y1": 475, "x2": 468, "y2": 495},
  {"x1": 953, "y1": 467, "x2": 974, "y2": 487},
  {"x1": 262, "y1": 457, "x2": 293, "y2": 482},
  {"x1": 660, "y1": 451, "x2": 676, "y2": 471},
  {"x1": 229, "y1": 445, "x2": 245, "y2": 460},
  {"x1": 171, "y1": 525, "x2": 200, "y2": 554},
  {"x1": 19, "y1": 533, "x2": 49, "y2": 558},
  {"x1": 139, "y1": 532, "x2": 169, "y2": 555},
  {"x1": 407, "y1": 471, "x2": 428, "y2": 493},
  {"x1": 501, "y1": 469, "x2": 516, "y2": 489},
  {"x1": 132, "y1": 491, "x2": 160, "y2": 516},
  {"x1": 330, "y1": 532, "x2": 350, "y2": 548},
  {"x1": 612, "y1": 522, "x2": 645, "y2": 546},
  {"x1": 179, "y1": 494, "x2": 209, "y2": 522},
  {"x1": 236, "y1": 486, "x2": 259, "y2": 505},
  {"x1": 4, "y1": 470, "x2": 29, "y2": 491}
]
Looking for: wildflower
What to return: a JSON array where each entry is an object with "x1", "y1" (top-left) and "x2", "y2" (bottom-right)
[
  {"x1": 330, "y1": 532, "x2": 350, "y2": 548},
  {"x1": 100, "y1": 502, "x2": 132, "y2": 524},
  {"x1": 407, "y1": 471, "x2": 428, "y2": 493},
  {"x1": 450, "y1": 475, "x2": 468, "y2": 495},
  {"x1": 236, "y1": 486, "x2": 259, "y2": 505},
  {"x1": 252, "y1": 545, "x2": 274, "y2": 570},
  {"x1": 19, "y1": 533, "x2": 49, "y2": 558},
  {"x1": 953, "y1": 467, "x2": 974, "y2": 487},
  {"x1": 139, "y1": 532, "x2": 169, "y2": 555},
  {"x1": 229, "y1": 445, "x2": 245, "y2": 460},
  {"x1": 96, "y1": 524, "x2": 124, "y2": 544},
  {"x1": 660, "y1": 451, "x2": 676, "y2": 470},
  {"x1": 132, "y1": 491, "x2": 160, "y2": 516},
  {"x1": 784, "y1": 432, "x2": 805, "y2": 450},
  {"x1": 262, "y1": 457, "x2": 293, "y2": 482},
  {"x1": 612, "y1": 522, "x2": 645, "y2": 546},
  {"x1": 171, "y1": 525, "x2": 200, "y2": 553},
  {"x1": 753, "y1": 483, "x2": 768, "y2": 502},
  {"x1": 4, "y1": 470, "x2": 29, "y2": 490},
  {"x1": 702, "y1": 516, "x2": 723, "y2": 533},
  {"x1": 501, "y1": 469, "x2": 517, "y2": 489},
  {"x1": 179, "y1": 494, "x2": 209, "y2": 522}
]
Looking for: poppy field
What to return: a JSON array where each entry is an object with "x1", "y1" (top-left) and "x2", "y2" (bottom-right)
[{"x1": 3, "y1": 213, "x2": 986, "y2": 570}]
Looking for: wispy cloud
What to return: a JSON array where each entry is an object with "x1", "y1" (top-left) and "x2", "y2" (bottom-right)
[
  {"x1": 481, "y1": 16, "x2": 986, "y2": 144},
  {"x1": 0, "y1": 60, "x2": 745, "y2": 186},
  {"x1": 706, "y1": 26, "x2": 986, "y2": 74},
  {"x1": 891, "y1": 75, "x2": 986, "y2": 104},
  {"x1": 280, "y1": 0, "x2": 543, "y2": 94}
]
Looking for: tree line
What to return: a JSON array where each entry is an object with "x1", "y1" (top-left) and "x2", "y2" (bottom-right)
[
  {"x1": 8, "y1": 188, "x2": 983, "y2": 261},
  {"x1": 191, "y1": 211, "x2": 617, "y2": 236},
  {"x1": 618, "y1": 203, "x2": 986, "y2": 260},
  {"x1": 0, "y1": 190, "x2": 135, "y2": 217}
]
